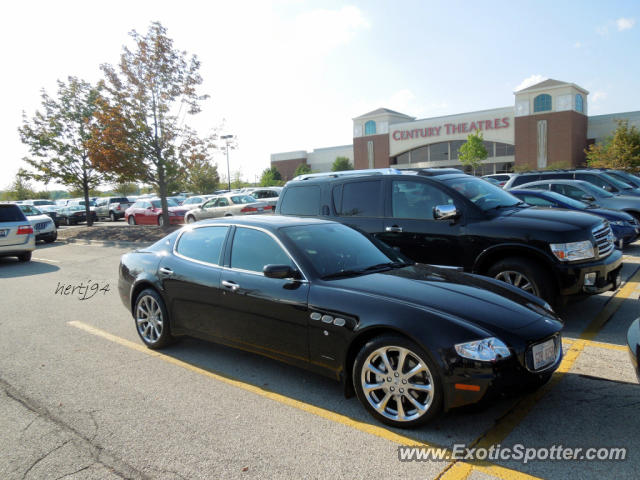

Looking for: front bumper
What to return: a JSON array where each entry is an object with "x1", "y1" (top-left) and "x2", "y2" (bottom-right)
[
  {"x1": 627, "y1": 317, "x2": 640, "y2": 383},
  {"x1": 554, "y1": 249, "x2": 623, "y2": 296},
  {"x1": 442, "y1": 334, "x2": 563, "y2": 409}
]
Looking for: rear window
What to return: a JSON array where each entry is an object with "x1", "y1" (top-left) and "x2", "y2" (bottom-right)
[
  {"x1": 0, "y1": 205, "x2": 27, "y2": 222},
  {"x1": 111, "y1": 197, "x2": 130, "y2": 203},
  {"x1": 511, "y1": 174, "x2": 540, "y2": 187},
  {"x1": 280, "y1": 186, "x2": 320, "y2": 216}
]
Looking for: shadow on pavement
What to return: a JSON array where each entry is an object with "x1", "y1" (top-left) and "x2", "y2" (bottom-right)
[{"x1": 0, "y1": 259, "x2": 59, "y2": 277}]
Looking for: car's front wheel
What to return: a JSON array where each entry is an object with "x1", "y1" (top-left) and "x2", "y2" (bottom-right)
[
  {"x1": 45, "y1": 231, "x2": 57, "y2": 243},
  {"x1": 134, "y1": 289, "x2": 173, "y2": 349},
  {"x1": 186, "y1": 215, "x2": 196, "y2": 224},
  {"x1": 158, "y1": 215, "x2": 165, "y2": 227},
  {"x1": 353, "y1": 335, "x2": 443, "y2": 428},
  {"x1": 487, "y1": 257, "x2": 554, "y2": 304}
]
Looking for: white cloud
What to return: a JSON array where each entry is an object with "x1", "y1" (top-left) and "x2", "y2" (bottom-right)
[
  {"x1": 591, "y1": 91, "x2": 608, "y2": 103},
  {"x1": 515, "y1": 74, "x2": 547, "y2": 92},
  {"x1": 573, "y1": 41, "x2": 582, "y2": 48},
  {"x1": 616, "y1": 17, "x2": 636, "y2": 31}
]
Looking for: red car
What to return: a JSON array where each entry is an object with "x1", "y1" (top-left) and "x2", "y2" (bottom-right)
[{"x1": 125, "y1": 198, "x2": 188, "y2": 226}]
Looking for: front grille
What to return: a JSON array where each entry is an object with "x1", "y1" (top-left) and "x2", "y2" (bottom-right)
[
  {"x1": 524, "y1": 334, "x2": 562, "y2": 372},
  {"x1": 35, "y1": 221, "x2": 51, "y2": 230},
  {"x1": 592, "y1": 223, "x2": 614, "y2": 258}
]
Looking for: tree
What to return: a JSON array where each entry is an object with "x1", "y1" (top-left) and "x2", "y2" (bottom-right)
[
  {"x1": 3, "y1": 169, "x2": 36, "y2": 200},
  {"x1": 19, "y1": 77, "x2": 104, "y2": 225},
  {"x1": 294, "y1": 163, "x2": 312, "y2": 177},
  {"x1": 89, "y1": 22, "x2": 209, "y2": 228},
  {"x1": 331, "y1": 156, "x2": 353, "y2": 172},
  {"x1": 179, "y1": 133, "x2": 220, "y2": 193},
  {"x1": 114, "y1": 182, "x2": 139, "y2": 197},
  {"x1": 259, "y1": 166, "x2": 283, "y2": 186},
  {"x1": 586, "y1": 120, "x2": 640, "y2": 171},
  {"x1": 458, "y1": 131, "x2": 488, "y2": 174}
]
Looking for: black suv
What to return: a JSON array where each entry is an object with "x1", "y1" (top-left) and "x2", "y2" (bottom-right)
[
  {"x1": 503, "y1": 169, "x2": 640, "y2": 196},
  {"x1": 275, "y1": 169, "x2": 623, "y2": 306}
]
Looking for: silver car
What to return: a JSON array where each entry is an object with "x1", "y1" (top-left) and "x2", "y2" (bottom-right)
[
  {"x1": 18, "y1": 205, "x2": 57, "y2": 243},
  {"x1": 185, "y1": 194, "x2": 268, "y2": 223},
  {"x1": 0, "y1": 204, "x2": 36, "y2": 261},
  {"x1": 181, "y1": 194, "x2": 216, "y2": 210},
  {"x1": 243, "y1": 187, "x2": 282, "y2": 209}
]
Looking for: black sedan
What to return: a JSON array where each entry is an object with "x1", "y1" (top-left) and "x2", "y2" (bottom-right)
[
  {"x1": 509, "y1": 189, "x2": 640, "y2": 247},
  {"x1": 119, "y1": 216, "x2": 563, "y2": 428}
]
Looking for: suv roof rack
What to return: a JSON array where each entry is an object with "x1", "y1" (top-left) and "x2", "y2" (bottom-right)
[
  {"x1": 401, "y1": 167, "x2": 464, "y2": 176},
  {"x1": 291, "y1": 168, "x2": 404, "y2": 181}
]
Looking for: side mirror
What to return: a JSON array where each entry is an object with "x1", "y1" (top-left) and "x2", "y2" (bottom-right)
[
  {"x1": 581, "y1": 194, "x2": 596, "y2": 202},
  {"x1": 433, "y1": 204, "x2": 459, "y2": 220},
  {"x1": 263, "y1": 264, "x2": 300, "y2": 279}
]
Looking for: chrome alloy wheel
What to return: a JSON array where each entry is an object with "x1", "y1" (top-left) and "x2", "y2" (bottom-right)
[
  {"x1": 494, "y1": 270, "x2": 539, "y2": 296},
  {"x1": 360, "y1": 346, "x2": 434, "y2": 422},
  {"x1": 136, "y1": 294, "x2": 164, "y2": 344}
]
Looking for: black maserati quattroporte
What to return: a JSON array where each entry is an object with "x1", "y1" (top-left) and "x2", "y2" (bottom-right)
[{"x1": 119, "y1": 216, "x2": 563, "y2": 428}]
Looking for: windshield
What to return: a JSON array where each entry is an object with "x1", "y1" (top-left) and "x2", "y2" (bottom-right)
[
  {"x1": 600, "y1": 173, "x2": 634, "y2": 190},
  {"x1": 538, "y1": 191, "x2": 589, "y2": 209},
  {"x1": 19, "y1": 205, "x2": 43, "y2": 215},
  {"x1": 606, "y1": 171, "x2": 640, "y2": 188},
  {"x1": 230, "y1": 195, "x2": 257, "y2": 204},
  {"x1": 444, "y1": 176, "x2": 522, "y2": 211},
  {"x1": 281, "y1": 223, "x2": 404, "y2": 278}
]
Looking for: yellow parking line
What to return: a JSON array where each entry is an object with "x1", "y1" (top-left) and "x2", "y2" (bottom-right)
[{"x1": 565, "y1": 338, "x2": 628, "y2": 352}]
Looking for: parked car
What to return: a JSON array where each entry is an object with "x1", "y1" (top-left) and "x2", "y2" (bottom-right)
[
  {"x1": 628, "y1": 317, "x2": 640, "y2": 382},
  {"x1": 595, "y1": 169, "x2": 640, "y2": 189},
  {"x1": 181, "y1": 195, "x2": 216, "y2": 210},
  {"x1": 167, "y1": 196, "x2": 185, "y2": 206},
  {"x1": 515, "y1": 179, "x2": 640, "y2": 223},
  {"x1": 275, "y1": 168, "x2": 622, "y2": 306},
  {"x1": 67, "y1": 199, "x2": 97, "y2": 212},
  {"x1": 184, "y1": 193, "x2": 269, "y2": 223},
  {"x1": 241, "y1": 187, "x2": 282, "y2": 209},
  {"x1": 482, "y1": 173, "x2": 516, "y2": 187},
  {"x1": 509, "y1": 189, "x2": 639, "y2": 248},
  {"x1": 58, "y1": 205, "x2": 97, "y2": 225},
  {"x1": 0, "y1": 204, "x2": 35, "y2": 261},
  {"x1": 503, "y1": 169, "x2": 640, "y2": 197},
  {"x1": 95, "y1": 196, "x2": 133, "y2": 222},
  {"x1": 18, "y1": 205, "x2": 57, "y2": 243},
  {"x1": 119, "y1": 216, "x2": 563, "y2": 427},
  {"x1": 125, "y1": 198, "x2": 188, "y2": 226},
  {"x1": 22, "y1": 200, "x2": 60, "y2": 226}
]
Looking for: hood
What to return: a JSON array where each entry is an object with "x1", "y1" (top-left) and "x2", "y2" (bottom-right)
[
  {"x1": 497, "y1": 206, "x2": 602, "y2": 232},
  {"x1": 327, "y1": 264, "x2": 561, "y2": 334},
  {"x1": 585, "y1": 206, "x2": 633, "y2": 221}
]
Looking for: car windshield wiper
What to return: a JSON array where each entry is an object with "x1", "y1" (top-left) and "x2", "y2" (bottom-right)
[{"x1": 321, "y1": 261, "x2": 411, "y2": 280}]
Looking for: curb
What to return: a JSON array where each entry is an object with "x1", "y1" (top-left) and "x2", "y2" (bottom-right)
[{"x1": 57, "y1": 238, "x2": 153, "y2": 248}]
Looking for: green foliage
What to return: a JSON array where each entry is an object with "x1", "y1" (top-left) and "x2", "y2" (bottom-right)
[
  {"x1": 3, "y1": 169, "x2": 36, "y2": 200},
  {"x1": 331, "y1": 156, "x2": 353, "y2": 172},
  {"x1": 260, "y1": 166, "x2": 284, "y2": 186},
  {"x1": 90, "y1": 21, "x2": 210, "y2": 227},
  {"x1": 19, "y1": 76, "x2": 104, "y2": 224},
  {"x1": 458, "y1": 132, "x2": 488, "y2": 172},
  {"x1": 586, "y1": 120, "x2": 640, "y2": 172},
  {"x1": 294, "y1": 163, "x2": 312, "y2": 177},
  {"x1": 114, "y1": 182, "x2": 139, "y2": 196}
]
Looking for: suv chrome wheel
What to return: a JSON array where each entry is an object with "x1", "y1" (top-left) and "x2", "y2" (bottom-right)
[{"x1": 494, "y1": 270, "x2": 539, "y2": 296}]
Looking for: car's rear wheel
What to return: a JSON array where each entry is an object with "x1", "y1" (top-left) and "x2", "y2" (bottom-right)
[
  {"x1": 158, "y1": 215, "x2": 165, "y2": 227},
  {"x1": 110, "y1": 212, "x2": 117, "y2": 222},
  {"x1": 353, "y1": 335, "x2": 443, "y2": 428},
  {"x1": 128, "y1": 215, "x2": 136, "y2": 225},
  {"x1": 134, "y1": 289, "x2": 173, "y2": 349},
  {"x1": 186, "y1": 215, "x2": 196, "y2": 224},
  {"x1": 487, "y1": 257, "x2": 554, "y2": 304},
  {"x1": 18, "y1": 252, "x2": 32, "y2": 262}
]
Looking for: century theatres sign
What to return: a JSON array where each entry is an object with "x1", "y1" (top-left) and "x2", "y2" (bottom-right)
[{"x1": 392, "y1": 117, "x2": 510, "y2": 141}]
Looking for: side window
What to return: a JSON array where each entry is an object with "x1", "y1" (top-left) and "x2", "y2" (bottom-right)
[
  {"x1": 231, "y1": 228, "x2": 293, "y2": 273},
  {"x1": 176, "y1": 226, "x2": 228, "y2": 265},
  {"x1": 575, "y1": 173, "x2": 601, "y2": 186},
  {"x1": 512, "y1": 174, "x2": 539, "y2": 187},
  {"x1": 391, "y1": 180, "x2": 454, "y2": 219},
  {"x1": 554, "y1": 184, "x2": 584, "y2": 200},
  {"x1": 338, "y1": 181, "x2": 382, "y2": 217},
  {"x1": 131, "y1": 202, "x2": 140, "y2": 208},
  {"x1": 522, "y1": 195, "x2": 555, "y2": 207},
  {"x1": 203, "y1": 199, "x2": 216, "y2": 208},
  {"x1": 280, "y1": 186, "x2": 320, "y2": 216},
  {"x1": 218, "y1": 198, "x2": 229, "y2": 207}
]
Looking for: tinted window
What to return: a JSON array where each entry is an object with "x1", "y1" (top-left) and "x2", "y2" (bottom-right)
[
  {"x1": 512, "y1": 174, "x2": 540, "y2": 187},
  {"x1": 280, "y1": 186, "x2": 320, "y2": 216},
  {"x1": 391, "y1": 180, "x2": 454, "y2": 219},
  {"x1": 216, "y1": 198, "x2": 229, "y2": 207},
  {"x1": 231, "y1": 228, "x2": 292, "y2": 272},
  {"x1": 552, "y1": 184, "x2": 588, "y2": 200},
  {"x1": 0, "y1": 205, "x2": 27, "y2": 222},
  {"x1": 445, "y1": 177, "x2": 521, "y2": 211},
  {"x1": 111, "y1": 197, "x2": 129, "y2": 204},
  {"x1": 338, "y1": 181, "x2": 382, "y2": 217},
  {"x1": 519, "y1": 195, "x2": 555, "y2": 207},
  {"x1": 176, "y1": 226, "x2": 228, "y2": 265}
]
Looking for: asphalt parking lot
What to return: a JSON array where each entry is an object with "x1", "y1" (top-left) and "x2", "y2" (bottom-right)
[{"x1": 1, "y1": 238, "x2": 639, "y2": 479}]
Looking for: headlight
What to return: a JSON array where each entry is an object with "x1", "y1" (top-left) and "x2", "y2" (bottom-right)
[
  {"x1": 549, "y1": 240, "x2": 594, "y2": 262},
  {"x1": 454, "y1": 337, "x2": 511, "y2": 362},
  {"x1": 611, "y1": 220, "x2": 625, "y2": 226}
]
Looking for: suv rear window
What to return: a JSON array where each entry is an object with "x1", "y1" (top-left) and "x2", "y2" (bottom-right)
[
  {"x1": 0, "y1": 205, "x2": 27, "y2": 222},
  {"x1": 110, "y1": 197, "x2": 130, "y2": 203},
  {"x1": 280, "y1": 186, "x2": 320, "y2": 216},
  {"x1": 511, "y1": 174, "x2": 540, "y2": 187}
]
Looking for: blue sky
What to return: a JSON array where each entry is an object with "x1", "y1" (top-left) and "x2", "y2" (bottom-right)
[{"x1": 1, "y1": 0, "x2": 638, "y2": 189}]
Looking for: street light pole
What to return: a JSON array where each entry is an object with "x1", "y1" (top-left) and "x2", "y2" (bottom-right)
[{"x1": 221, "y1": 134, "x2": 233, "y2": 191}]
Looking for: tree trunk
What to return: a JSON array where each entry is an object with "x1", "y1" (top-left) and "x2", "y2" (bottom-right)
[
  {"x1": 83, "y1": 177, "x2": 93, "y2": 227},
  {"x1": 157, "y1": 160, "x2": 170, "y2": 230}
]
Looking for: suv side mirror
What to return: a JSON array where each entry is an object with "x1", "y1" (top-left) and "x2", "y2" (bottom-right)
[
  {"x1": 263, "y1": 264, "x2": 300, "y2": 279},
  {"x1": 433, "y1": 204, "x2": 459, "y2": 220}
]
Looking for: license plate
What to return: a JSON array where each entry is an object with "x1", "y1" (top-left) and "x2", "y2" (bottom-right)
[
  {"x1": 0, "y1": 229, "x2": 7, "y2": 237},
  {"x1": 532, "y1": 338, "x2": 555, "y2": 370}
]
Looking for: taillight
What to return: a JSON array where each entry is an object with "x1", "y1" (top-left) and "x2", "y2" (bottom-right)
[
  {"x1": 17, "y1": 225, "x2": 33, "y2": 235},
  {"x1": 241, "y1": 206, "x2": 257, "y2": 213},
  {"x1": 116, "y1": 205, "x2": 121, "y2": 210},
  {"x1": 263, "y1": 205, "x2": 272, "y2": 210}
]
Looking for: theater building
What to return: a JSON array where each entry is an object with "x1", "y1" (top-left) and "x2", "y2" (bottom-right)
[{"x1": 271, "y1": 79, "x2": 640, "y2": 179}]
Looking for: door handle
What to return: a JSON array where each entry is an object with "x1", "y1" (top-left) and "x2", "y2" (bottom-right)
[
  {"x1": 385, "y1": 226, "x2": 403, "y2": 233},
  {"x1": 222, "y1": 280, "x2": 240, "y2": 291},
  {"x1": 159, "y1": 267, "x2": 174, "y2": 276}
]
